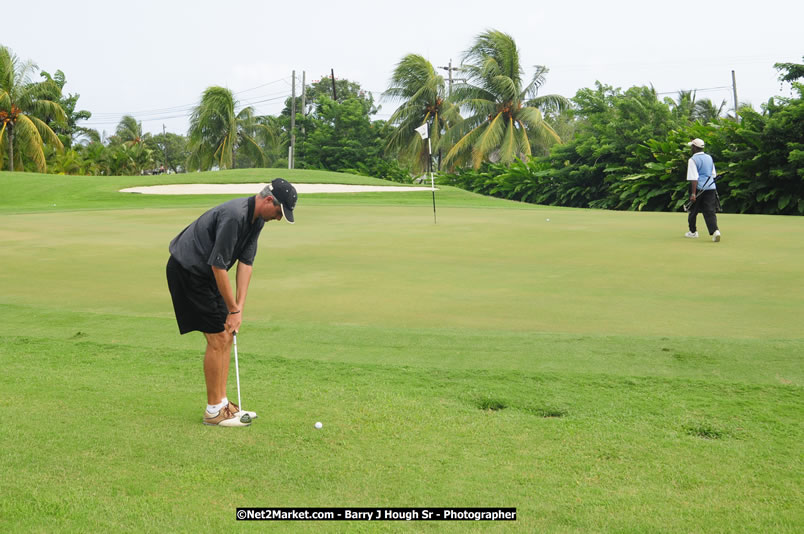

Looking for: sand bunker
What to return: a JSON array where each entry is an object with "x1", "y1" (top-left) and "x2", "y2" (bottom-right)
[{"x1": 120, "y1": 183, "x2": 436, "y2": 195}]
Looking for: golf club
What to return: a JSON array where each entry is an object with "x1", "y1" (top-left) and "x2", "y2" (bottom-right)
[
  {"x1": 233, "y1": 331, "x2": 243, "y2": 417},
  {"x1": 683, "y1": 174, "x2": 720, "y2": 212}
]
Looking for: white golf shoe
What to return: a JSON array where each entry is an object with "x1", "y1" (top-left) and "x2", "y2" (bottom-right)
[
  {"x1": 712, "y1": 230, "x2": 721, "y2": 242},
  {"x1": 230, "y1": 402, "x2": 257, "y2": 421},
  {"x1": 203, "y1": 404, "x2": 251, "y2": 427},
  {"x1": 685, "y1": 231, "x2": 699, "y2": 238}
]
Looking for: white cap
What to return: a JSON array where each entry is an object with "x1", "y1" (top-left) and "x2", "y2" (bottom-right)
[{"x1": 687, "y1": 138, "x2": 705, "y2": 148}]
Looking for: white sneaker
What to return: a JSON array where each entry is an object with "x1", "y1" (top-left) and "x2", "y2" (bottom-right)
[
  {"x1": 230, "y1": 402, "x2": 257, "y2": 420},
  {"x1": 712, "y1": 230, "x2": 721, "y2": 242},
  {"x1": 685, "y1": 231, "x2": 699, "y2": 238},
  {"x1": 203, "y1": 404, "x2": 251, "y2": 426}
]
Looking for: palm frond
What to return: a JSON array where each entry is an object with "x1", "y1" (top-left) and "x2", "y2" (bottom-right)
[
  {"x1": 521, "y1": 106, "x2": 561, "y2": 145},
  {"x1": 383, "y1": 54, "x2": 441, "y2": 101},
  {"x1": 526, "y1": 94, "x2": 571, "y2": 115},
  {"x1": 498, "y1": 117, "x2": 517, "y2": 164},
  {"x1": 488, "y1": 75, "x2": 518, "y2": 102},
  {"x1": 514, "y1": 121, "x2": 531, "y2": 158},
  {"x1": 516, "y1": 106, "x2": 545, "y2": 128},
  {"x1": 443, "y1": 122, "x2": 486, "y2": 169},
  {"x1": 213, "y1": 134, "x2": 230, "y2": 169},
  {"x1": 28, "y1": 115, "x2": 64, "y2": 149},
  {"x1": 463, "y1": 30, "x2": 523, "y2": 87},
  {"x1": 531, "y1": 65, "x2": 549, "y2": 91},
  {"x1": 473, "y1": 112, "x2": 505, "y2": 167},
  {"x1": 27, "y1": 97, "x2": 67, "y2": 124},
  {"x1": 456, "y1": 97, "x2": 498, "y2": 118},
  {"x1": 237, "y1": 132, "x2": 266, "y2": 167},
  {"x1": 13, "y1": 114, "x2": 47, "y2": 172}
]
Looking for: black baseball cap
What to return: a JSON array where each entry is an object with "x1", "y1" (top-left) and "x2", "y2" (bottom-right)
[{"x1": 268, "y1": 178, "x2": 297, "y2": 224}]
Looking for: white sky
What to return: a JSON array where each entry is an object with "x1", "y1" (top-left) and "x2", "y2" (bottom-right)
[{"x1": 4, "y1": 0, "x2": 801, "y2": 136}]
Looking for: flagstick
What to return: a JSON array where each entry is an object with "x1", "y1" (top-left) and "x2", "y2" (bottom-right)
[
  {"x1": 428, "y1": 137, "x2": 436, "y2": 224},
  {"x1": 416, "y1": 122, "x2": 437, "y2": 224}
]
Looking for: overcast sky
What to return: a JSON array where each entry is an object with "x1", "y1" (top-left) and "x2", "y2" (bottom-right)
[{"x1": 4, "y1": 0, "x2": 801, "y2": 136}]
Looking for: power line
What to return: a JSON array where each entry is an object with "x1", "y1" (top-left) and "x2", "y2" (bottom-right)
[
  {"x1": 655, "y1": 85, "x2": 732, "y2": 96},
  {"x1": 232, "y1": 76, "x2": 290, "y2": 95},
  {"x1": 80, "y1": 83, "x2": 293, "y2": 128},
  {"x1": 81, "y1": 75, "x2": 292, "y2": 117}
]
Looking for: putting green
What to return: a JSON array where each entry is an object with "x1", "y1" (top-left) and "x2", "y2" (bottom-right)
[{"x1": 1, "y1": 169, "x2": 801, "y2": 532}]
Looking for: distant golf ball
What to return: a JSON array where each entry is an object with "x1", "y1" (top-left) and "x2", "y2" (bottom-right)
[
  {"x1": 314, "y1": 422, "x2": 323, "y2": 429},
  {"x1": 546, "y1": 218, "x2": 550, "y2": 222}
]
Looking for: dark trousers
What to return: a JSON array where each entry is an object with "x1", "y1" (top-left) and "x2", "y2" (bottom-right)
[{"x1": 688, "y1": 190, "x2": 719, "y2": 235}]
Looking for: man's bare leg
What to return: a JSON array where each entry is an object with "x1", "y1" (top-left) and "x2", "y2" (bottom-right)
[{"x1": 203, "y1": 331, "x2": 232, "y2": 405}]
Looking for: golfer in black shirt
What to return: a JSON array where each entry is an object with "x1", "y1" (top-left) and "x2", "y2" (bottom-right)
[{"x1": 167, "y1": 178, "x2": 297, "y2": 427}]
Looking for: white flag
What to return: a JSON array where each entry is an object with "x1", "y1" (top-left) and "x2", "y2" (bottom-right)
[{"x1": 414, "y1": 123, "x2": 429, "y2": 139}]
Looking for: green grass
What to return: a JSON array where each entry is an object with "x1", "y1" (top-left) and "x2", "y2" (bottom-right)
[{"x1": 1, "y1": 169, "x2": 802, "y2": 532}]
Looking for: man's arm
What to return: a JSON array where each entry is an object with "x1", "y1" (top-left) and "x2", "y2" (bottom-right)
[
  {"x1": 235, "y1": 262, "x2": 253, "y2": 313},
  {"x1": 212, "y1": 266, "x2": 241, "y2": 334},
  {"x1": 687, "y1": 158, "x2": 698, "y2": 200}
]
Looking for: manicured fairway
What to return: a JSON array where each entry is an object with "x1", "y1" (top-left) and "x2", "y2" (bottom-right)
[{"x1": 1, "y1": 170, "x2": 801, "y2": 532}]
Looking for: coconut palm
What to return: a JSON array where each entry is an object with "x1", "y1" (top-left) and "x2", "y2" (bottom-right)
[
  {"x1": 383, "y1": 54, "x2": 460, "y2": 173},
  {"x1": 0, "y1": 46, "x2": 65, "y2": 172},
  {"x1": 231, "y1": 106, "x2": 272, "y2": 168},
  {"x1": 667, "y1": 90, "x2": 727, "y2": 124},
  {"x1": 252, "y1": 115, "x2": 287, "y2": 167},
  {"x1": 692, "y1": 98, "x2": 727, "y2": 123},
  {"x1": 114, "y1": 115, "x2": 144, "y2": 146},
  {"x1": 444, "y1": 30, "x2": 569, "y2": 169},
  {"x1": 187, "y1": 86, "x2": 267, "y2": 170},
  {"x1": 667, "y1": 90, "x2": 696, "y2": 122}
]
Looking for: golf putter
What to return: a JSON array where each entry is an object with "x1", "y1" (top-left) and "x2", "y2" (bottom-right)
[
  {"x1": 683, "y1": 172, "x2": 724, "y2": 212},
  {"x1": 684, "y1": 175, "x2": 713, "y2": 212},
  {"x1": 232, "y1": 332, "x2": 250, "y2": 423}
]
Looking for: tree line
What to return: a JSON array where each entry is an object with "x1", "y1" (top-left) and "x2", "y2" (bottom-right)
[{"x1": 1, "y1": 34, "x2": 802, "y2": 215}]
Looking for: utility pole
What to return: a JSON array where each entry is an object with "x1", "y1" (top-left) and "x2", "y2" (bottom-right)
[
  {"x1": 731, "y1": 70, "x2": 740, "y2": 122},
  {"x1": 438, "y1": 59, "x2": 460, "y2": 97},
  {"x1": 290, "y1": 70, "x2": 296, "y2": 169},
  {"x1": 301, "y1": 71, "x2": 307, "y2": 116},
  {"x1": 301, "y1": 71, "x2": 306, "y2": 137},
  {"x1": 331, "y1": 69, "x2": 337, "y2": 100},
  {"x1": 162, "y1": 124, "x2": 167, "y2": 172}
]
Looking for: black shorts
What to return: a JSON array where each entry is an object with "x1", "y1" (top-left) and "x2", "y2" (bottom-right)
[{"x1": 166, "y1": 256, "x2": 227, "y2": 334}]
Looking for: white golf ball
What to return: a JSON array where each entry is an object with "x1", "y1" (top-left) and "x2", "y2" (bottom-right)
[
  {"x1": 314, "y1": 422, "x2": 323, "y2": 429},
  {"x1": 546, "y1": 218, "x2": 550, "y2": 222}
]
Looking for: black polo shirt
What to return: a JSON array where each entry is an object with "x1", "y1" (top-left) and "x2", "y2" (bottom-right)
[{"x1": 169, "y1": 196, "x2": 264, "y2": 278}]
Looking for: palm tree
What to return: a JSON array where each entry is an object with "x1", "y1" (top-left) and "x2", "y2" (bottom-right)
[
  {"x1": 187, "y1": 86, "x2": 267, "y2": 170},
  {"x1": 114, "y1": 115, "x2": 144, "y2": 146},
  {"x1": 692, "y1": 98, "x2": 727, "y2": 123},
  {"x1": 0, "y1": 46, "x2": 65, "y2": 171},
  {"x1": 525, "y1": 64, "x2": 574, "y2": 156},
  {"x1": 667, "y1": 90, "x2": 696, "y2": 122},
  {"x1": 383, "y1": 54, "x2": 460, "y2": 174},
  {"x1": 667, "y1": 90, "x2": 726, "y2": 124},
  {"x1": 253, "y1": 115, "x2": 287, "y2": 167},
  {"x1": 443, "y1": 30, "x2": 569, "y2": 169}
]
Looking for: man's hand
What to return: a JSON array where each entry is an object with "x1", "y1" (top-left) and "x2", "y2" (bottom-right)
[{"x1": 225, "y1": 310, "x2": 242, "y2": 335}]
